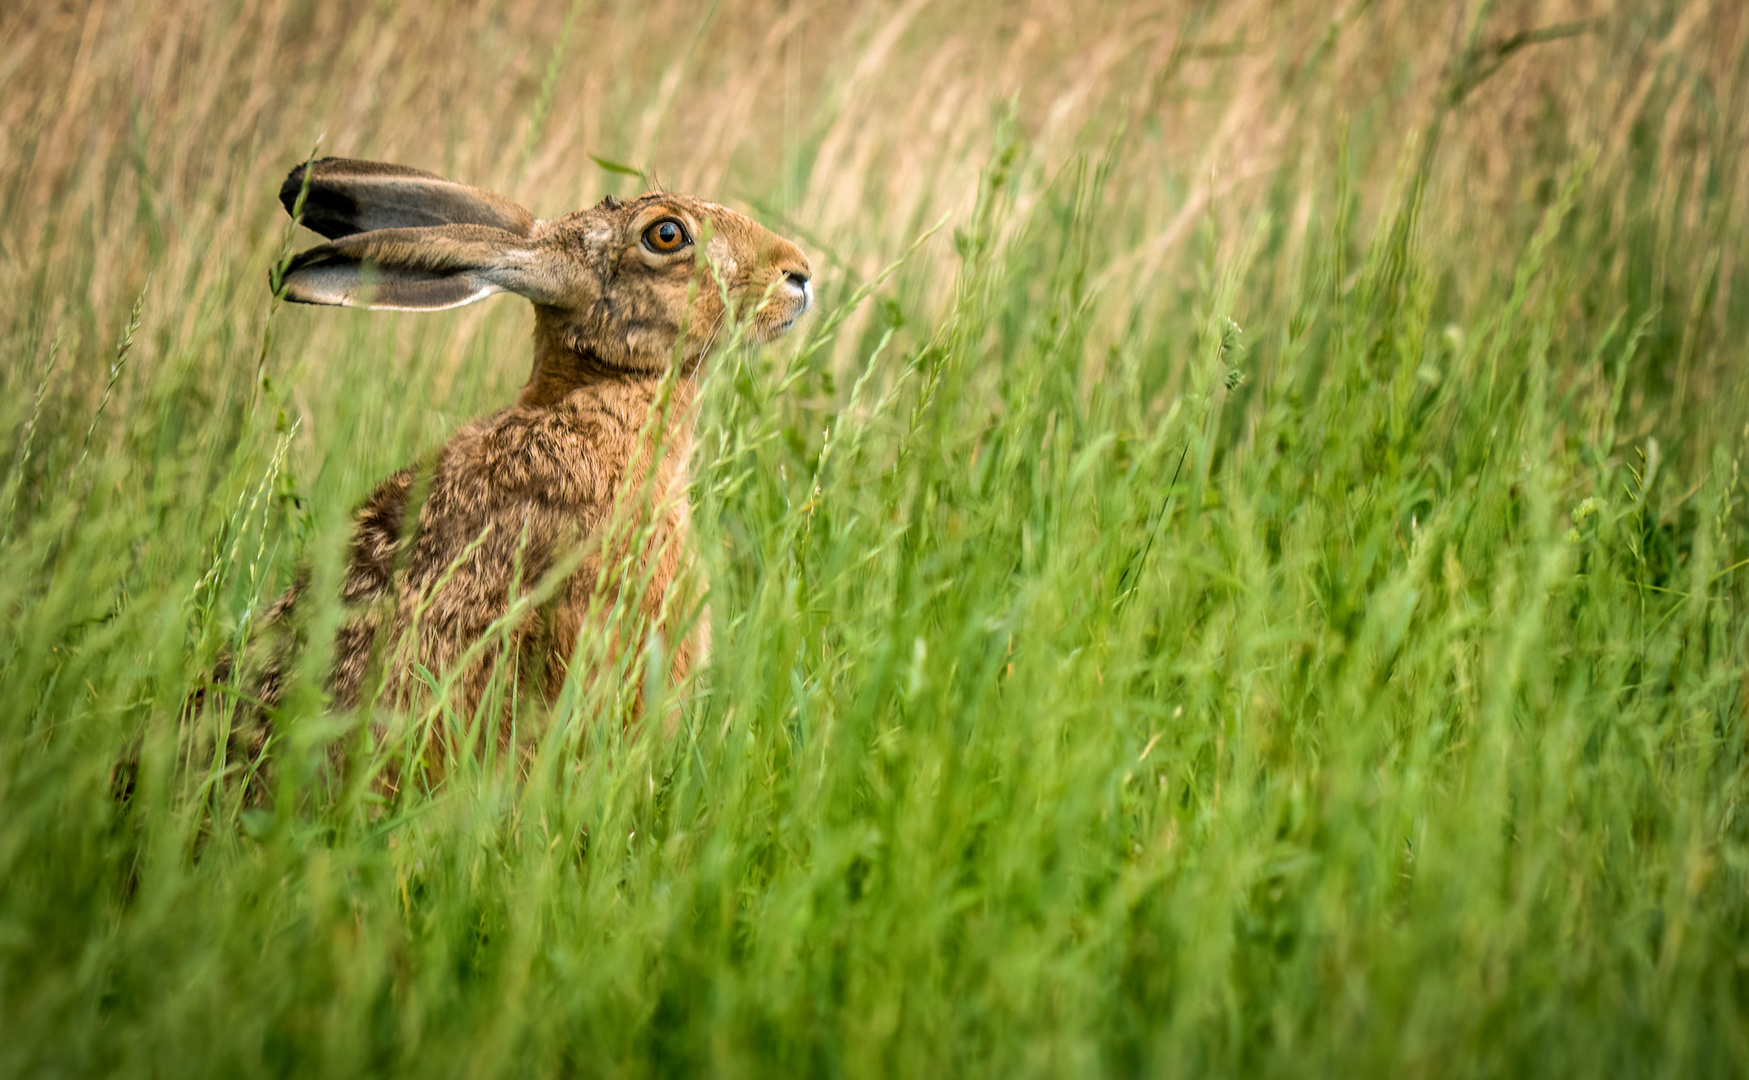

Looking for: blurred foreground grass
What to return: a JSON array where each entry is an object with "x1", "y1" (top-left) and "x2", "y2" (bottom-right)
[{"x1": 3, "y1": 0, "x2": 1749, "y2": 1075}]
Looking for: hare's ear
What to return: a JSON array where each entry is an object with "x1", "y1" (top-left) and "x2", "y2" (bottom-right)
[
  {"x1": 280, "y1": 158, "x2": 535, "y2": 240},
  {"x1": 280, "y1": 224, "x2": 568, "y2": 311}
]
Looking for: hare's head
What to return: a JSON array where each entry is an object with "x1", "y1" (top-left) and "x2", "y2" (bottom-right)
[{"x1": 277, "y1": 158, "x2": 812, "y2": 376}]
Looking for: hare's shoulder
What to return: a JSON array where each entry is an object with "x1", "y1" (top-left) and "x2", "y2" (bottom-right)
[{"x1": 437, "y1": 397, "x2": 637, "y2": 510}]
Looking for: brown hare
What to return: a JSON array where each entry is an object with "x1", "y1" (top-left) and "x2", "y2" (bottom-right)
[{"x1": 272, "y1": 156, "x2": 812, "y2": 731}]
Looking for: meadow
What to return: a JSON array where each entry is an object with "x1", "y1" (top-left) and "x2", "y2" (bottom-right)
[{"x1": 3, "y1": 0, "x2": 1748, "y2": 1075}]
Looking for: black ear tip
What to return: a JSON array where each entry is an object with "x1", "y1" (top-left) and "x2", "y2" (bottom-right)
[
  {"x1": 280, "y1": 158, "x2": 348, "y2": 216},
  {"x1": 279, "y1": 164, "x2": 310, "y2": 215},
  {"x1": 284, "y1": 242, "x2": 351, "y2": 274}
]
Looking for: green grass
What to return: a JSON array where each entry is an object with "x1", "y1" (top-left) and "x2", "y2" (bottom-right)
[{"x1": 4, "y1": 2, "x2": 1749, "y2": 1076}]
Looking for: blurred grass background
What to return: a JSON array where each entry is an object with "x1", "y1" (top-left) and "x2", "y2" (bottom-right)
[{"x1": 3, "y1": 0, "x2": 1749, "y2": 1075}]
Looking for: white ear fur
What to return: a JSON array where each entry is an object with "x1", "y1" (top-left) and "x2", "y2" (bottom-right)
[
  {"x1": 281, "y1": 158, "x2": 535, "y2": 240},
  {"x1": 280, "y1": 262, "x2": 503, "y2": 311},
  {"x1": 280, "y1": 225, "x2": 567, "y2": 312}
]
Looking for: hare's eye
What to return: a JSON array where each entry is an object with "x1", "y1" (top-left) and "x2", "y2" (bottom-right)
[{"x1": 642, "y1": 219, "x2": 690, "y2": 254}]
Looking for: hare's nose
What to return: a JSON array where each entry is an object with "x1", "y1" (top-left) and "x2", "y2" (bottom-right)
[
  {"x1": 783, "y1": 268, "x2": 812, "y2": 312},
  {"x1": 775, "y1": 245, "x2": 812, "y2": 289}
]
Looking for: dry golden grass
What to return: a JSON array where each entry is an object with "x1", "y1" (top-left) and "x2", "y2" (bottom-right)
[{"x1": 6, "y1": 1, "x2": 1744, "y2": 427}]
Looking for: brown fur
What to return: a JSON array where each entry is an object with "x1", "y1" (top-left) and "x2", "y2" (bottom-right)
[{"x1": 277, "y1": 157, "x2": 811, "y2": 733}]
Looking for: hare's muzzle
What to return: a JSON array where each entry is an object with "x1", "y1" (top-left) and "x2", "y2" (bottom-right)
[
  {"x1": 740, "y1": 235, "x2": 811, "y2": 340},
  {"x1": 770, "y1": 241, "x2": 812, "y2": 327},
  {"x1": 782, "y1": 269, "x2": 812, "y2": 319}
]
